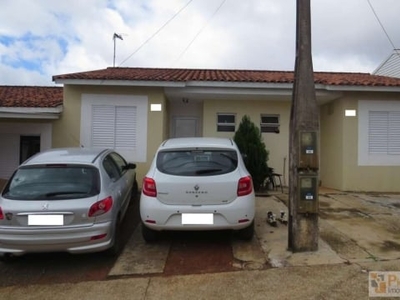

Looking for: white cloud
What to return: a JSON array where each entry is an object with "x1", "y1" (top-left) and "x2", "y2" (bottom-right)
[
  {"x1": 0, "y1": 64, "x2": 50, "y2": 86},
  {"x1": 0, "y1": 0, "x2": 399, "y2": 86}
]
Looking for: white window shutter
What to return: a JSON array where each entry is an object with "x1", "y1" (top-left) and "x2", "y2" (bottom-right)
[
  {"x1": 81, "y1": 94, "x2": 148, "y2": 162},
  {"x1": 389, "y1": 111, "x2": 400, "y2": 154},
  {"x1": 91, "y1": 105, "x2": 115, "y2": 148},
  {"x1": 368, "y1": 111, "x2": 388, "y2": 154},
  {"x1": 369, "y1": 111, "x2": 400, "y2": 155},
  {"x1": 115, "y1": 106, "x2": 137, "y2": 150},
  {"x1": 91, "y1": 105, "x2": 137, "y2": 151}
]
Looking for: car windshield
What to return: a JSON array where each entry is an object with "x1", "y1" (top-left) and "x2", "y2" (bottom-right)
[
  {"x1": 2, "y1": 165, "x2": 100, "y2": 200},
  {"x1": 156, "y1": 149, "x2": 238, "y2": 176}
]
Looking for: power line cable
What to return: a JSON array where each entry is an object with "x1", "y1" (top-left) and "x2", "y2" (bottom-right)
[
  {"x1": 118, "y1": 0, "x2": 194, "y2": 67},
  {"x1": 171, "y1": 0, "x2": 227, "y2": 66},
  {"x1": 367, "y1": 0, "x2": 398, "y2": 51}
]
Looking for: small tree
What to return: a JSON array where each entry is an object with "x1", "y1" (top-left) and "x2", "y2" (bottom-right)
[{"x1": 234, "y1": 115, "x2": 269, "y2": 191}]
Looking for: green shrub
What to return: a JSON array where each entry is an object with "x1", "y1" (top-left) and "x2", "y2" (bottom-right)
[{"x1": 234, "y1": 115, "x2": 269, "y2": 191}]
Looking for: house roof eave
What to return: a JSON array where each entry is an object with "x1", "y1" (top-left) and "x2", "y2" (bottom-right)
[
  {"x1": 53, "y1": 78, "x2": 186, "y2": 87},
  {"x1": 322, "y1": 85, "x2": 400, "y2": 93},
  {"x1": 0, "y1": 106, "x2": 63, "y2": 119},
  {"x1": 165, "y1": 84, "x2": 343, "y2": 105},
  {"x1": 54, "y1": 77, "x2": 400, "y2": 93}
]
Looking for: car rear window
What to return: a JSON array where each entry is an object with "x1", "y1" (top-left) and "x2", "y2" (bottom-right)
[
  {"x1": 156, "y1": 149, "x2": 238, "y2": 176},
  {"x1": 2, "y1": 165, "x2": 100, "y2": 200}
]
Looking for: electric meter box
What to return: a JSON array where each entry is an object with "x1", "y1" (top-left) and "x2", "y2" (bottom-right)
[
  {"x1": 297, "y1": 175, "x2": 318, "y2": 214},
  {"x1": 299, "y1": 131, "x2": 318, "y2": 169}
]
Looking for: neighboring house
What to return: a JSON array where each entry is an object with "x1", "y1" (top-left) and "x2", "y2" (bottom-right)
[
  {"x1": 49, "y1": 67, "x2": 400, "y2": 192},
  {"x1": 0, "y1": 86, "x2": 63, "y2": 181},
  {"x1": 2, "y1": 68, "x2": 400, "y2": 192},
  {"x1": 373, "y1": 49, "x2": 400, "y2": 78}
]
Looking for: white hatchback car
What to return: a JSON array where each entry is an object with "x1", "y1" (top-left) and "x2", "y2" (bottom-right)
[{"x1": 140, "y1": 137, "x2": 255, "y2": 241}]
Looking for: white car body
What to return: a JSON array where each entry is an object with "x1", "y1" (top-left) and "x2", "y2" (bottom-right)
[{"x1": 140, "y1": 137, "x2": 255, "y2": 241}]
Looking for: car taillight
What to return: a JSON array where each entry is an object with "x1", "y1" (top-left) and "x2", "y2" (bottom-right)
[
  {"x1": 0, "y1": 207, "x2": 3, "y2": 220},
  {"x1": 88, "y1": 196, "x2": 113, "y2": 217},
  {"x1": 237, "y1": 176, "x2": 253, "y2": 196},
  {"x1": 143, "y1": 177, "x2": 157, "y2": 197}
]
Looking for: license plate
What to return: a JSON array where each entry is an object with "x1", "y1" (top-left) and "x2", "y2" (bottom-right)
[
  {"x1": 28, "y1": 215, "x2": 64, "y2": 226},
  {"x1": 181, "y1": 213, "x2": 213, "y2": 225}
]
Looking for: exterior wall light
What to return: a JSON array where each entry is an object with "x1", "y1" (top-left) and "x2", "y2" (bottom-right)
[
  {"x1": 151, "y1": 104, "x2": 162, "y2": 111},
  {"x1": 345, "y1": 109, "x2": 356, "y2": 117}
]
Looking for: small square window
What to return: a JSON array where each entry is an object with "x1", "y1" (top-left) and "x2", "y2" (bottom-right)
[
  {"x1": 260, "y1": 114, "x2": 280, "y2": 133},
  {"x1": 217, "y1": 114, "x2": 235, "y2": 132}
]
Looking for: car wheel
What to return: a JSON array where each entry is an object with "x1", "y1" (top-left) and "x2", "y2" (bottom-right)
[
  {"x1": 0, "y1": 254, "x2": 17, "y2": 264},
  {"x1": 106, "y1": 217, "x2": 122, "y2": 257},
  {"x1": 236, "y1": 221, "x2": 254, "y2": 240},
  {"x1": 141, "y1": 222, "x2": 158, "y2": 242},
  {"x1": 129, "y1": 179, "x2": 139, "y2": 206}
]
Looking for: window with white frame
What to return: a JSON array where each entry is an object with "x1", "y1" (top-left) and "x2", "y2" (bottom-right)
[
  {"x1": 81, "y1": 94, "x2": 148, "y2": 162},
  {"x1": 358, "y1": 100, "x2": 400, "y2": 166},
  {"x1": 260, "y1": 114, "x2": 280, "y2": 133},
  {"x1": 91, "y1": 105, "x2": 137, "y2": 149},
  {"x1": 217, "y1": 113, "x2": 235, "y2": 132},
  {"x1": 368, "y1": 111, "x2": 400, "y2": 154}
]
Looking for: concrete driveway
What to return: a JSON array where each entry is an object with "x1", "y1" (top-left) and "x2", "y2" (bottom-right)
[
  {"x1": 109, "y1": 188, "x2": 400, "y2": 276},
  {"x1": 273, "y1": 188, "x2": 400, "y2": 264},
  {"x1": 0, "y1": 179, "x2": 398, "y2": 273},
  {"x1": 318, "y1": 190, "x2": 400, "y2": 262},
  {"x1": 2, "y1": 173, "x2": 397, "y2": 265},
  {"x1": 1, "y1": 189, "x2": 400, "y2": 299}
]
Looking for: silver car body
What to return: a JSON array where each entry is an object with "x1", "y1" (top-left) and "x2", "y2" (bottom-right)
[
  {"x1": 0, "y1": 148, "x2": 136, "y2": 257},
  {"x1": 140, "y1": 137, "x2": 255, "y2": 236}
]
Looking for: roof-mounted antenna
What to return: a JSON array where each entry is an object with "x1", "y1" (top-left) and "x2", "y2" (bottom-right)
[{"x1": 113, "y1": 33, "x2": 123, "y2": 67}]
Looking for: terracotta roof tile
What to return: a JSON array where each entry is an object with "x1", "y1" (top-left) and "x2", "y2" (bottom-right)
[
  {"x1": 53, "y1": 67, "x2": 400, "y2": 87},
  {"x1": 0, "y1": 86, "x2": 63, "y2": 108}
]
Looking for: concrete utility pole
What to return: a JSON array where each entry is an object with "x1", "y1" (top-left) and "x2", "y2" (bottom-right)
[{"x1": 288, "y1": 0, "x2": 319, "y2": 252}]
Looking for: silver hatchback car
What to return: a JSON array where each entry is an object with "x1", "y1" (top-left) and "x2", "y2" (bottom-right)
[{"x1": 0, "y1": 148, "x2": 137, "y2": 260}]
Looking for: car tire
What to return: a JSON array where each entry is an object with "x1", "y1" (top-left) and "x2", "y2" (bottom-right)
[
  {"x1": 0, "y1": 254, "x2": 17, "y2": 264},
  {"x1": 106, "y1": 217, "x2": 122, "y2": 257},
  {"x1": 129, "y1": 179, "x2": 138, "y2": 206},
  {"x1": 141, "y1": 222, "x2": 158, "y2": 242},
  {"x1": 236, "y1": 221, "x2": 254, "y2": 240}
]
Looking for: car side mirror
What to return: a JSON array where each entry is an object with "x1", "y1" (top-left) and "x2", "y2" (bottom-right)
[{"x1": 126, "y1": 163, "x2": 137, "y2": 170}]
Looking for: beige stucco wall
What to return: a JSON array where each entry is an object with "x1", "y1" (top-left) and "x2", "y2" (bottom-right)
[
  {"x1": 203, "y1": 99, "x2": 291, "y2": 185},
  {"x1": 342, "y1": 95, "x2": 362, "y2": 191},
  {"x1": 50, "y1": 85, "x2": 400, "y2": 192},
  {"x1": 52, "y1": 85, "x2": 167, "y2": 185},
  {"x1": 321, "y1": 92, "x2": 400, "y2": 192},
  {"x1": 52, "y1": 86, "x2": 82, "y2": 148},
  {"x1": 320, "y1": 99, "x2": 345, "y2": 190},
  {"x1": 342, "y1": 93, "x2": 400, "y2": 192}
]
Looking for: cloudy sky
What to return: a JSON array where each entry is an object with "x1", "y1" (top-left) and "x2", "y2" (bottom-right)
[{"x1": 1, "y1": 0, "x2": 399, "y2": 86}]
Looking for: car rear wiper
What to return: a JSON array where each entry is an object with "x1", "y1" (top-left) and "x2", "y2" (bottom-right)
[{"x1": 195, "y1": 168, "x2": 222, "y2": 175}]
